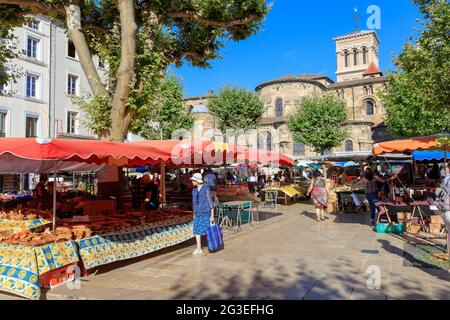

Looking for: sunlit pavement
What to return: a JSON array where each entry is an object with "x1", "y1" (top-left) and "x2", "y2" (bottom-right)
[{"x1": 1, "y1": 202, "x2": 449, "y2": 300}]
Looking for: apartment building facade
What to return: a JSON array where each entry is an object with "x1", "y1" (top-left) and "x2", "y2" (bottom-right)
[
  {"x1": 0, "y1": 16, "x2": 107, "y2": 192},
  {"x1": 0, "y1": 15, "x2": 106, "y2": 140}
]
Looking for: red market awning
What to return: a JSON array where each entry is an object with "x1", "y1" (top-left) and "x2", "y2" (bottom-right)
[
  {"x1": 133, "y1": 141, "x2": 295, "y2": 167},
  {"x1": 0, "y1": 138, "x2": 295, "y2": 172},
  {"x1": 0, "y1": 138, "x2": 174, "y2": 171}
]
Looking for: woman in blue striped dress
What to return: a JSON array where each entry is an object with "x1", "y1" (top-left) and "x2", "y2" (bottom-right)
[{"x1": 191, "y1": 173, "x2": 215, "y2": 256}]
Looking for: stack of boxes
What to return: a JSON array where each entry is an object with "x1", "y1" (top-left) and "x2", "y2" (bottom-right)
[
  {"x1": 429, "y1": 215, "x2": 444, "y2": 235},
  {"x1": 327, "y1": 190, "x2": 338, "y2": 214},
  {"x1": 399, "y1": 212, "x2": 422, "y2": 234}
]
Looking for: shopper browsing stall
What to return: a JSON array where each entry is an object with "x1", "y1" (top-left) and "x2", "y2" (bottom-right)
[
  {"x1": 204, "y1": 169, "x2": 218, "y2": 203},
  {"x1": 191, "y1": 173, "x2": 215, "y2": 256},
  {"x1": 307, "y1": 170, "x2": 329, "y2": 222},
  {"x1": 40, "y1": 182, "x2": 63, "y2": 212},
  {"x1": 351, "y1": 168, "x2": 394, "y2": 228},
  {"x1": 247, "y1": 173, "x2": 257, "y2": 194},
  {"x1": 34, "y1": 174, "x2": 48, "y2": 205},
  {"x1": 141, "y1": 174, "x2": 160, "y2": 211},
  {"x1": 439, "y1": 162, "x2": 450, "y2": 230}
]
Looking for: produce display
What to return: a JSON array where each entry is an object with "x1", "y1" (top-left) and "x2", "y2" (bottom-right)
[
  {"x1": 0, "y1": 209, "x2": 193, "y2": 247},
  {"x1": 334, "y1": 185, "x2": 364, "y2": 193},
  {"x1": 0, "y1": 194, "x2": 33, "y2": 202},
  {"x1": 0, "y1": 209, "x2": 53, "y2": 221}
]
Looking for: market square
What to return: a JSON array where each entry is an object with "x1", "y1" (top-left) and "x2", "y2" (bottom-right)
[{"x1": 0, "y1": 0, "x2": 448, "y2": 303}]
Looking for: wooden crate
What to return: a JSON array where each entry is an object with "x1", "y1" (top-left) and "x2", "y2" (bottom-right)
[
  {"x1": 397, "y1": 212, "x2": 411, "y2": 221},
  {"x1": 327, "y1": 201, "x2": 337, "y2": 214},
  {"x1": 430, "y1": 215, "x2": 443, "y2": 224},
  {"x1": 39, "y1": 263, "x2": 78, "y2": 288},
  {"x1": 406, "y1": 223, "x2": 421, "y2": 234},
  {"x1": 429, "y1": 223, "x2": 443, "y2": 235}
]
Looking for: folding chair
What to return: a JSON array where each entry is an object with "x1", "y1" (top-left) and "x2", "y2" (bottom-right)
[{"x1": 263, "y1": 190, "x2": 278, "y2": 208}]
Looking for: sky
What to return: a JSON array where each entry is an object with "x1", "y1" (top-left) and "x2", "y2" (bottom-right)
[{"x1": 174, "y1": 0, "x2": 422, "y2": 98}]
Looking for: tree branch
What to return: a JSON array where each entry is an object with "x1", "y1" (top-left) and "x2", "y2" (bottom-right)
[
  {"x1": 0, "y1": 0, "x2": 65, "y2": 14},
  {"x1": 167, "y1": 10, "x2": 259, "y2": 28},
  {"x1": 109, "y1": 0, "x2": 137, "y2": 141},
  {"x1": 65, "y1": 1, "x2": 108, "y2": 98}
]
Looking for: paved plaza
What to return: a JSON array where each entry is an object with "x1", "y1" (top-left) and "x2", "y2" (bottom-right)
[{"x1": 1, "y1": 202, "x2": 449, "y2": 300}]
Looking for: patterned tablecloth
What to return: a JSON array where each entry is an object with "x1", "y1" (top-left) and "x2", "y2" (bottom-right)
[
  {"x1": 0, "y1": 240, "x2": 79, "y2": 300},
  {"x1": 77, "y1": 216, "x2": 194, "y2": 270},
  {"x1": 0, "y1": 219, "x2": 51, "y2": 233},
  {"x1": 0, "y1": 216, "x2": 194, "y2": 299}
]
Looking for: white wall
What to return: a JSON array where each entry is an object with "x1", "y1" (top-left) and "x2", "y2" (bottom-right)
[
  {"x1": 0, "y1": 15, "x2": 107, "y2": 139},
  {"x1": 0, "y1": 17, "x2": 50, "y2": 138}
]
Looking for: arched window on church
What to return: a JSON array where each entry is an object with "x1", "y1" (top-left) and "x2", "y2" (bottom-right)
[
  {"x1": 257, "y1": 131, "x2": 273, "y2": 151},
  {"x1": 267, "y1": 132, "x2": 273, "y2": 151},
  {"x1": 345, "y1": 140, "x2": 354, "y2": 152},
  {"x1": 365, "y1": 100, "x2": 375, "y2": 116},
  {"x1": 353, "y1": 48, "x2": 358, "y2": 66},
  {"x1": 275, "y1": 98, "x2": 283, "y2": 118},
  {"x1": 293, "y1": 143, "x2": 305, "y2": 156},
  {"x1": 344, "y1": 50, "x2": 349, "y2": 67},
  {"x1": 362, "y1": 47, "x2": 368, "y2": 65}
]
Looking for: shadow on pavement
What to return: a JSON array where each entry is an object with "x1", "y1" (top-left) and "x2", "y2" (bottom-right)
[{"x1": 168, "y1": 257, "x2": 371, "y2": 300}]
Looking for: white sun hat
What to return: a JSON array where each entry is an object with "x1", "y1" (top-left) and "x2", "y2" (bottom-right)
[{"x1": 190, "y1": 173, "x2": 204, "y2": 184}]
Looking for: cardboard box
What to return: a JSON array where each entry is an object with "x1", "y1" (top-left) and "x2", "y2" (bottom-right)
[
  {"x1": 430, "y1": 215, "x2": 443, "y2": 224},
  {"x1": 406, "y1": 223, "x2": 421, "y2": 234},
  {"x1": 429, "y1": 227, "x2": 442, "y2": 235},
  {"x1": 429, "y1": 223, "x2": 443, "y2": 234},
  {"x1": 397, "y1": 212, "x2": 412, "y2": 221}
]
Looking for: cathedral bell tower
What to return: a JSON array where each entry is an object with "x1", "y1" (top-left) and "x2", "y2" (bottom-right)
[{"x1": 334, "y1": 23, "x2": 381, "y2": 83}]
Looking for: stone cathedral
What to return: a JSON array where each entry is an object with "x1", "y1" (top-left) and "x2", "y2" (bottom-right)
[{"x1": 183, "y1": 30, "x2": 391, "y2": 159}]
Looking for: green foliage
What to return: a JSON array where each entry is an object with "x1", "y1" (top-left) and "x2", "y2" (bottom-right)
[
  {"x1": 380, "y1": 0, "x2": 450, "y2": 137},
  {"x1": 77, "y1": 95, "x2": 111, "y2": 137},
  {"x1": 129, "y1": 73, "x2": 194, "y2": 140},
  {"x1": 0, "y1": 0, "x2": 270, "y2": 138},
  {"x1": 0, "y1": 25, "x2": 22, "y2": 89},
  {"x1": 207, "y1": 85, "x2": 264, "y2": 133},
  {"x1": 287, "y1": 94, "x2": 348, "y2": 155}
]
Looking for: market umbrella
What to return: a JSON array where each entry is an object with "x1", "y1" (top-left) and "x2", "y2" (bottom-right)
[
  {"x1": 373, "y1": 135, "x2": 449, "y2": 155},
  {"x1": 0, "y1": 138, "x2": 185, "y2": 233},
  {"x1": 0, "y1": 137, "x2": 181, "y2": 166},
  {"x1": 412, "y1": 150, "x2": 450, "y2": 162},
  {"x1": 373, "y1": 134, "x2": 450, "y2": 174}
]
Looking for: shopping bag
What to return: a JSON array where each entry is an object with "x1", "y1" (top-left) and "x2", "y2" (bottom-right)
[
  {"x1": 351, "y1": 192, "x2": 363, "y2": 206},
  {"x1": 206, "y1": 223, "x2": 224, "y2": 253}
]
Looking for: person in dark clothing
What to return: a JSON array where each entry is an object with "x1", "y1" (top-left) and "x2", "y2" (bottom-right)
[{"x1": 141, "y1": 175, "x2": 160, "y2": 210}]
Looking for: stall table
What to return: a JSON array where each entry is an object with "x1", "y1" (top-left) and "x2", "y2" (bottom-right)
[
  {"x1": 262, "y1": 186, "x2": 305, "y2": 205},
  {"x1": 0, "y1": 218, "x2": 51, "y2": 233},
  {"x1": 335, "y1": 189, "x2": 366, "y2": 213},
  {"x1": 0, "y1": 240, "x2": 79, "y2": 299},
  {"x1": 77, "y1": 216, "x2": 194, "y2": 270},
  {"x1": 217, "y1": 201, "x2": 254, "y2": 233}
]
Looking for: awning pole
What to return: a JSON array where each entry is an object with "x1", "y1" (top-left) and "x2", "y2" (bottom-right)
[
  {"x1": 161, "y1": 162, "x2": 166, "y2": 207},
  {"x1": 52, "y1": 160, "x2": 57, "y2": 234},
  {"x1": 445, "y1": 144, "x2": 448, "y2": 175}
]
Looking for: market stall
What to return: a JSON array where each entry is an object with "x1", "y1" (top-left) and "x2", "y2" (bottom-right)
[
  {"x1": 0, "y1": 138, "x2": 292, "y2": 299},
  {"x1": 0, "y1": 138, "x2": 206, "y2": 299},
  {"x1": 373, "y1": 135, "x2": 449, "y2": 241}
]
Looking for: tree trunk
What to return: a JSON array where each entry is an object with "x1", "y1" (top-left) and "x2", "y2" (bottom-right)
[
  {"x1": 65, "y1": 2, "x2": 109, "y2": 99},
  {"x1": 108, "y1": 0, "x2": 137, "y2": 142}
]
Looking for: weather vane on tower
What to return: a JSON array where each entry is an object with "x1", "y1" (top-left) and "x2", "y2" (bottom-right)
[{"x1": 354, "y1": 7, "x2": 359, "y2": 31}]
